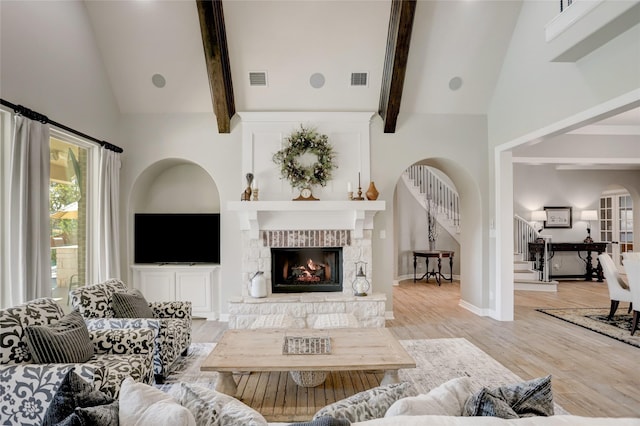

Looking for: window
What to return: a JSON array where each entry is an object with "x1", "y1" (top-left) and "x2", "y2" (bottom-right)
[{"x1": 50, "y1": 136, "x2": 88, "y2": 305}]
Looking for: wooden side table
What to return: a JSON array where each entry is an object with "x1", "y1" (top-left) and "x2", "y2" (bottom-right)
[{"x1": 413, "y1": 250, "x2": 454, "y2": 285}]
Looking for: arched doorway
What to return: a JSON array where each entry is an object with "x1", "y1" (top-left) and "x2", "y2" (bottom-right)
[{"x1": 392, "y1": 158, "x2": 485, "y2": 312}]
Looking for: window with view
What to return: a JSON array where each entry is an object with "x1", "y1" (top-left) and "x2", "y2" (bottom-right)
[{"x1": 50, "y1": 137, "x2": 87, "y2": 305}]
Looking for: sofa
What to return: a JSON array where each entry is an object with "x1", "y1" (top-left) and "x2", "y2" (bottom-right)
[
  {"x1": 69, "y1": 278, "x2": 192, "y2": 383},
  {"x1": 0, "y1": 297, "x2": 155, "y2": 425},
  {"x1": 38, "y1": 373, "x2": 640, "y2": 426}
]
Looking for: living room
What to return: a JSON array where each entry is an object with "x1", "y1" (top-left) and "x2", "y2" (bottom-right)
[{"x1": 1, "y1": 0, "x2": 639, "y2": 424}]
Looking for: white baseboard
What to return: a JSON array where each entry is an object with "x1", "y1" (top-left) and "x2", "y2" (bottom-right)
[
  {"x1": 218, "y1": 313, "x2": 229, "y2": 322},
  {"x1": 458, "y1": 299, "x2": 492, "y2": 317},
  {"x1": 385, "y1": 310, "x2": 395, "y2": 320}
]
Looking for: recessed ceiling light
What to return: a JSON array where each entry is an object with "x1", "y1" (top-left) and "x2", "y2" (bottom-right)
[
  {"x1": 310, "y1": 73, "x2": 325, "y2": 89},
  {"x1": 449, "y1": 76, "x2": 463, "y2": 91},
  {"x1": 152, "y1": 73, "x2": 166, "y2": 88}
]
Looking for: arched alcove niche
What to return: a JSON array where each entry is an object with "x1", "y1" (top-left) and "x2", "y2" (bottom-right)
[
  {"x1": 126, "y1": 159, "x2": 222, "y2": 320},
  {"x1": 393, "y1": 157, "x2": 485, "y2": 310},
  {"x1": 130, "y1": 159, "x2": 220, "y2": 213}
]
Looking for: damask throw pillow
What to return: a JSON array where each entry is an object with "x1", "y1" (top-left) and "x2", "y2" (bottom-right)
[
  {"x1": 42, "y1": 369, "x2": 113, "y2": 426},
  {"x1": 462, "y1": 375, "x2": 554, "y2": 418},
  {"x1": 313, "y1": 382, "x2": 417, "y2": 422},
  {"x1": 24, "y1": 310, "x2": 94, "y2": 364},
  {"x1": 112, "y1": 289, "x2": 155, "y2": 318},
  {"x1": 384, "y1": 376, "x2": 474, "y2": 417},
  {"x1": 173, "y1": 382, "x2": 268, "y2": 426}
]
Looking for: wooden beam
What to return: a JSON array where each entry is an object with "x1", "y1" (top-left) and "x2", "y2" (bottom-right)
[
  {"x1": 379, "y1": 0, "x2": 416, "y2": 134},
  {"x1": 196, "y1": 0, "x2": 235, "y2": 134}
]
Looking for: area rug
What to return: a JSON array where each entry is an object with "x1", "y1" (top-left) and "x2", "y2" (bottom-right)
[
  {"x1": 157, "y1": 338, "x2": 567, "y2": 420},
  {"x1": 536, "y1": 307, "x2": 640, "y2": 349}
]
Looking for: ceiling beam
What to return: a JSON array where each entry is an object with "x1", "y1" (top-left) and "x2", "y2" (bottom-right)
[
  {"x1": 379, "y1": 0, "x2": 416, "y2": 134},
  {"x1": 196, "y1": 0, "x2": 235, "y2": 134}
]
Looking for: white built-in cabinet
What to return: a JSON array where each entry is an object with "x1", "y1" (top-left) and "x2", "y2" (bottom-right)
[{"x1": 131, "y1": 264, "x2": 220, "y2": 320}]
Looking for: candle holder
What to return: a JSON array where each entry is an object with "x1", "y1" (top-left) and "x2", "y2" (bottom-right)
[
  {"x1": 252, "y1": 188, "x2": 259, "y2": 201},
  {"x1": 352, "y1": 172, "x2": 364, "y2": 200},
  {"x1": 352, "y1": 187, "x2": 364, "y2": 201},
  {"x1": 348, "y1": 191, "x2": 354, "y2": 200}
]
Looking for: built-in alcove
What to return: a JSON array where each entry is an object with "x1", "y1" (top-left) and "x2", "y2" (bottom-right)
[{"x1": 128, "y1": 159, "x2": 221, "y2": 319}]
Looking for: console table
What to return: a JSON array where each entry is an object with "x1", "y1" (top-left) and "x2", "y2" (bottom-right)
[
  {"x1": 413, "y1": 250, "x2": 454, "y2": 285},
  {"x1": 528, "y1": 242, "x2": 608, "y2": 282}
]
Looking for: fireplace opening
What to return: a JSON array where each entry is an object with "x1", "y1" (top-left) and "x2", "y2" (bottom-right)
[{"x1": 271, "y1": 247, "x2": 342, "y2": 293}]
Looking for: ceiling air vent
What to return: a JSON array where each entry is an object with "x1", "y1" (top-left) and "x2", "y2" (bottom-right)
[
  {"x1": 249, "y1": 72, "x2": 267, "y2": 87},
  {"x1": 350, "y1": 72, "x2": 368, "y2": 87}
]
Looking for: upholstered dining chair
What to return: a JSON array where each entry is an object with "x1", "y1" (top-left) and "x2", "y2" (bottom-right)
[
  {"x1": 621, "y1": 255, "x2": 640, "y2": 335},
  {"x1": 598, "y1": 253, "x2": 632, "y2": 320}
]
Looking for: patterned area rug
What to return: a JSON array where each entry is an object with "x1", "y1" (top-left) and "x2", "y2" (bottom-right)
[
  {"x1": 536, "y1": 307, "x2": 640, "y2": 349},
  {"x1": 157, "y1": 338, "x2": 567, "y2": 416}
]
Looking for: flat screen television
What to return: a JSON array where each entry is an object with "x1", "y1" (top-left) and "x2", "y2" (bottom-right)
[{"x1": 134, "y1": 213, "x2": 220, "y2": 264}]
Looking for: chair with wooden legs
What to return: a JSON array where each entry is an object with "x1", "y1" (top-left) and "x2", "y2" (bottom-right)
[
  {"x1": 598, "y1": 253, "x2": 632, "y2": 320},
  {"x1": 622, "y1": 254, "x2": 640, "y2": 335}
]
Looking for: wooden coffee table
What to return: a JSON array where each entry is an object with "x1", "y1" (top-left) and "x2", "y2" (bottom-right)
[{"x1": 201, "y1": 328, "x2": 416, "y2": 395}]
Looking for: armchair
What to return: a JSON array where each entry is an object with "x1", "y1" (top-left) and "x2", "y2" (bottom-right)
[
  {"x1": 69, "y1": 278, "x2": 192, "y2": 383},
  {"x1": 598, "y1": 253, "x2": 632, "y2": 320},
  {"x1": 0, "y1": 297, "x2": 154, "y2": 426}
]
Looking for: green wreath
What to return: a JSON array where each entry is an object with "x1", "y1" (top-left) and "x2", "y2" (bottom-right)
[{"x1": 273, "y1": 125, "x2": 336, "y2": 190}]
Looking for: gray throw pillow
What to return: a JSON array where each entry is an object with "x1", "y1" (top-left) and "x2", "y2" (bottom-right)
[
  {"x1": 43, "y1": 369, "x2": 113, "y2": 426},
  {"x1": 463, "y1": 375, "x2": 554, "y2": 418},
  {"x1": 313, "y1": 382, "x2": 416, "y2": 422},
  {"x1": 25, "y1": 310, "x2": 94, "y2": 363},
  {"x1": 55, "y1": 401, "x2": 119, "y2": 426},
  {"x1": 112, "y1": 289, "x2": 154, "y2": 318},
  {"x1": 290, "y1": 416, "x2": 351, "y2": 426}
]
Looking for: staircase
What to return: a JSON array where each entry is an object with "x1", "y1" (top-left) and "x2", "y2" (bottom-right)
[
  {"x1": 402, "y1": 165, "x2": 460, "y2": 243},
  {"x1": 404, "y1": 166, "x2": 557, "y2": 291},
  {"x1": 513, "y1": 215, "x2": 558, "y2": 291}
]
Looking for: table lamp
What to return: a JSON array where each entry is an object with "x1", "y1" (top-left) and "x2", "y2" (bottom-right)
[
  {"x1": 531, "y1": 210, "x2": 547, "y2": 233},
  {"x1": 580, "y1": 210, "x2": 598, "y2": 243}
]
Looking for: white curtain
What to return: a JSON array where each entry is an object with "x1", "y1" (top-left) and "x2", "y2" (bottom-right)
[
  {"x1": 97, "y1": 146, "x2": 121, "y2": 280},
  {"x1": 9, "y1": 115, "x2": 50, "y2": 305}
]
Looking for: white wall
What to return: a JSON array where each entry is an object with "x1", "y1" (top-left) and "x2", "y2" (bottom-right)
[
  {"x1": 119, "y1": 114, "x2": 241, "y2": 316},
  {"x1": 488, "y1": 2, "x2": 640, "y2": 147},
  {"x1": 0, "y1": 1, "x2": 121, "y2": 143},
  {"x1": 371, "y1": 114, "x2": 489, "y2": 314}
]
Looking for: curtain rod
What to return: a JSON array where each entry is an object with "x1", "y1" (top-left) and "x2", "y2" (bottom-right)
[{"x1": 0, "y1": 98, "x2": 123, "y2": 153}]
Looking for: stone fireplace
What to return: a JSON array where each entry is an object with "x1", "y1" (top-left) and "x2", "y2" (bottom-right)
[{"x1": 227, "y1": 112, "x2": 386, "y2": 328}]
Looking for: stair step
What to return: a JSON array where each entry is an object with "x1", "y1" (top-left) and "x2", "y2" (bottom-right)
[
  {"x1": 514, "y1": 271, "x2": 539, "y2": 280},
  {"x1": 514, "y1": 280, "x2": 559, "y2": 292}
]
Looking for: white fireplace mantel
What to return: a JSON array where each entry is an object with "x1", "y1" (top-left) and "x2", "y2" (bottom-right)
[{"x1": 228, "y1": 201, "x2": 385, "y2": 239}]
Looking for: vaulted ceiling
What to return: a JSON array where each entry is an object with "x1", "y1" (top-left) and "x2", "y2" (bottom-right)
[
  {"x1": 82, "y1": 0, "x2": 638, "y2": 167},
  {"x1": 83, "y1": 0, "x2": 521, "y2": 121}
]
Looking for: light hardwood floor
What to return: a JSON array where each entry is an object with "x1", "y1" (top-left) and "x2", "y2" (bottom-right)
[{"x1": 192, "y1": 279, "x2": 640, "y2": 419}]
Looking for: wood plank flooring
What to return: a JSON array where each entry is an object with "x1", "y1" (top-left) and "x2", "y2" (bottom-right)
[{"x1": 192, "y1": 280, "x2": 640, "y2": 420}]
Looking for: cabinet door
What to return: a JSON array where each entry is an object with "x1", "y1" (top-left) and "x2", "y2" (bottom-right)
[
  {"x1": 175, "y1": 271, "x2": 212, "y2": 313},
  {"x1": 137, "y1": 271, "x2": 175, "y2": 302}
]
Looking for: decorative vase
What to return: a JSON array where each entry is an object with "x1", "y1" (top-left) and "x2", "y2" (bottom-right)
[{"x1": 366, "y1": 181, "x2": 379, "y2": 200}]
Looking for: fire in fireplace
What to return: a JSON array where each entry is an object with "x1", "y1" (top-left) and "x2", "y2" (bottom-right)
[{"x1": 271, "y1": 247, "x2": 342, "y2": 293}]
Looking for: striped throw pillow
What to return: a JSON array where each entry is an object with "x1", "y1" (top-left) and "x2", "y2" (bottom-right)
[
  {"x1": 24, "y1": 310, "x2": 94, "y2": 363},
  {"x1": 112, "y1": 289, "x2": 154, "y2": 318}
]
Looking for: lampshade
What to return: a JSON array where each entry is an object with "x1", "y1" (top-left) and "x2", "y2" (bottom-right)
[
  {"x1": 581, "y1": 210, "x2": 598, "y2": 221},
  {"x1": 531, "y1": 210, "x2": 547, "y2": 222}
]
